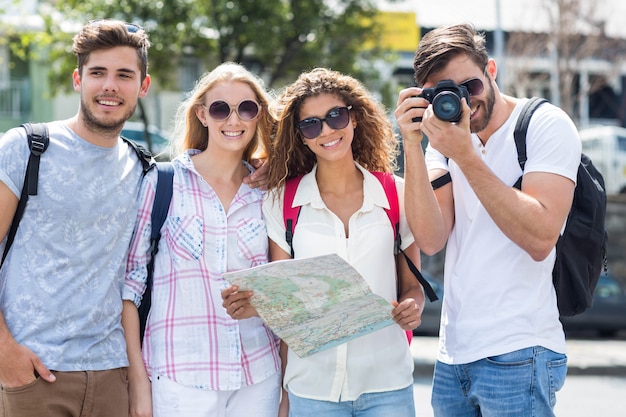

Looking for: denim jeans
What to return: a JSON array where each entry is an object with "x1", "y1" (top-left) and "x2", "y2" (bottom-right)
[
  {"x1": 287, "y1": 384, "x2": 415, "y2": 417},
  {"x1": 431, "y1": 346, "x2": 567, "y2": 417}
]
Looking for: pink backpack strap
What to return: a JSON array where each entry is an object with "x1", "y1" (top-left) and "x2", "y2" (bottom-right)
[
  {"x1": 283, "y1": 176, "x2": 304, "y2": 258},
  {"x1": 371, "y1": 171, "x2": 400, "y2": 251},
  {"x1": 371, "y1": 172, "x2": 412, "y2": 343}
]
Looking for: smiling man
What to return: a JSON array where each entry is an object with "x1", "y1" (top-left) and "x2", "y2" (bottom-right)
[
  {"x1": 0, "y1": 20, "x2": 152, "y2": 417},
  {"x1": 395, "y1": 23, "x2": 581, "y2": 417}
]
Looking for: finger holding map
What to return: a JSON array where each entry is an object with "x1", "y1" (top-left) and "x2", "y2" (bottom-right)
[{"x1": 221, "y1": 286, "x2": 259, "y2": 320}]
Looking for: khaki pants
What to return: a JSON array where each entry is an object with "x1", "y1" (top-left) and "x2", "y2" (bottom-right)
[{"x1": 0, "y1": 368, "x2": 129, "y2": 417}]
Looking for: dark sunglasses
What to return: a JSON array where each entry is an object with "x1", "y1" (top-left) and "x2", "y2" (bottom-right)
[
  {"x1": 204, "y1": 99, "x2": 260, "y2": 121},
  {"x1": 88, "y1": 19, "x2": 143, "y2": 33},
  {"x1": 460, "y1": 78, "x2": 484, "y2": 96},
  {"x1": 298, "y1": 106, "x2": 352, "y2": 139}
]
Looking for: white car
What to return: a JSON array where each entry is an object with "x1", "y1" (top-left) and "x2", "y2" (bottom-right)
[{"x1": 579, "y1": 125, "x2": 626, "y2": 194}]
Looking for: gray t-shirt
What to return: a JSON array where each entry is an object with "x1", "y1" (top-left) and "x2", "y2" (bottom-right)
[{"x1": 0, "y1": 120, "x2": 145, "y2": 371}]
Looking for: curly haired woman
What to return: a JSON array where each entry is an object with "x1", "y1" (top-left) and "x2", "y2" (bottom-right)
[{"x1": 223, "y1": 68, "x2": 425, "y2": 417}]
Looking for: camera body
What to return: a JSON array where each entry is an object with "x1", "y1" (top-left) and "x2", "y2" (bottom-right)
[{"x1": 415, "y1": 79, "x2": 470, "y2": 123}]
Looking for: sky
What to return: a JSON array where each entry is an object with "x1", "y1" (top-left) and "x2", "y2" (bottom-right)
[{"x1": 378, "y1": 0, "x2": 626, "y2": 37}]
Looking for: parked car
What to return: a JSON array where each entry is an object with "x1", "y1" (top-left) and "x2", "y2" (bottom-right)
[
  {"x1": 413, "y1": 272, "x2": 444, "y2": 336},
  {"x1": 122, "y1": 121, "x2": 171, "y2": 161},
  {"x1": 560, "y1": 274, "x2": 626, "y2": 338},
  {"x1": 578, "y1": 125, "x2": 626, "y2": 194}
]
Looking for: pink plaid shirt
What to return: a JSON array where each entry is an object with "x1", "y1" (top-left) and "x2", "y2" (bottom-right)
[{"x1": 124, "y1": 151, "x2": 280, "y2": 390}]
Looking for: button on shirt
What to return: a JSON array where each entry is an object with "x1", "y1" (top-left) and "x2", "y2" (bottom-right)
[
  {"x1": 124, "y1": 151, "x2": 280, "y2": 390},
  {"x1": 263, "y1": 163, "x2": 415, "y2": 401}
]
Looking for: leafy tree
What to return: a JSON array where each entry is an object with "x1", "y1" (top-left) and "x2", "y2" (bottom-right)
[
  {"x1": 27, "y1": 0, "x2": 396, "y2": 91},
  {"x1": 6, "y1": 0, "x2": 400, "y2": 150}
]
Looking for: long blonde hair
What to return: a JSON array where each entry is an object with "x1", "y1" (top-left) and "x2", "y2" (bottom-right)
[
  {"x1": 170, "y1": 62, "x2": 275, "y2": 162},
  {"x1": 267, "y1": 67, "x2": 398, "y2": 191}
]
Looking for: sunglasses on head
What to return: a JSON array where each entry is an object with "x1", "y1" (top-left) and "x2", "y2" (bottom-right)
[
  {"x1": 87, "y1": 19, "x2": 143, "y2": 33},
  {"x1": 459, "y1": 78, "x2": 484, "y2": 96},
  {"x1": 204, "y1": 99, "x2": 260, "y2": 121},
  {"x1": 298, "y1": 106, "x2": 352, "y2": 139}
]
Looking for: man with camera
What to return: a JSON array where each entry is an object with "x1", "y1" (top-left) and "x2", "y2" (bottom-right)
[{"x1": 395, "y1": 23, "x2": 581, "y2": 417}]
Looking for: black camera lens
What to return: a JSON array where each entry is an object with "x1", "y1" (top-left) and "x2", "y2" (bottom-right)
[
  {"x1": 415, "y1": 79, "x2": 469, "y2": 123},
  {"x1": 432, "y1": 92, "x2": 463, "y2": 122}
]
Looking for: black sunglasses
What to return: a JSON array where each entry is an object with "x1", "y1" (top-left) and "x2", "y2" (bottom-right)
[
  {"x1": 460, "y1": 78, "x2": 484, "y2": 96},
  {"x1": 298, "y1": 106, "x2": 353, "y2": 139},
  {"x1": 204, "y1": 99, "x2": 260, "y2": 121},
  {"x1": 88, "y1": 19, "x2": 143, "y2": 33}
]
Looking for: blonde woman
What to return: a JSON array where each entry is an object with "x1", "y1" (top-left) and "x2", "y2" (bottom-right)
[{"x1": 122, "y1": 63, "x2": 280, "y2": 417}]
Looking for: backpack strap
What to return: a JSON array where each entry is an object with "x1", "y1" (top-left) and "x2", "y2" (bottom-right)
[
  {"x1": 149, "y1": 162, "x2": 175, "y2": 259},
  {"x1": 2, "y1": 123, "x2": 50, "y2": 266},
  {"x1": 371, "y1": 172, "x2": 439, "y2": 303},
  {"x1": 138, "y1": 161, "x2": 175, "y2": 343},
  {"x1": 122, "y1": 136, "x2": 156, "y2": 175},
  {"x1": 24, "y1": 123, "x2": 50, "y2": 196},
  {"x1": 283, "y1": 176, "x2": 304, "y2": 258},
  {"x1": 370, "y1": 172, "x2": 401, "y2": 251},
  {"x1": 513, "y1": 97, "x2": 548, "y2": 189}
]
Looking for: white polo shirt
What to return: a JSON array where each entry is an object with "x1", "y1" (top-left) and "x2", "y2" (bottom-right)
[{"x1": 263, "y1": 162, "x2": 415, "y2": 401}]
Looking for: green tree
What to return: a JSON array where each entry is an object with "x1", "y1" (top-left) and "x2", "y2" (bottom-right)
[
  {"x1": 36, "y1": 0, "x2": 396, "y2": 90},
  {"x1": 6, "y1": 0, "x2": 400, "y2": 149}
]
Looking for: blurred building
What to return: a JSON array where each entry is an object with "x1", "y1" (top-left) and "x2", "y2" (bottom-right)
[{"x1": 377, "y1": 1, "x2": 626, "y2": 129}]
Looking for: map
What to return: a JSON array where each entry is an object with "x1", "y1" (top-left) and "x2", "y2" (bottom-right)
[{"x1": 223, "y1": 254, "x2": 395, "y2": 357}]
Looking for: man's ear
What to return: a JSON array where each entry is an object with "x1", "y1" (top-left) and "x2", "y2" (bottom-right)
[
  {"x1": 72, "y1": 69, "x2": 81, "y2": 92},
  {"x1": 139, "y1": 74, "x2": 151, "y2": 98},
  {"x1": 485, "y1": 59, "x2": 497, "y2": 81}
]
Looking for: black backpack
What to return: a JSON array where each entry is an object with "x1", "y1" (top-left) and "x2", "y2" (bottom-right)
[{"x1": 513, "y1": 98, "x2": 608, "y2": 317}]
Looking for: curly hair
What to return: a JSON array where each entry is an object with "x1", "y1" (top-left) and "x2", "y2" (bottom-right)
[
  {"x1": 169, "y1": 62, "x2": 275, "y2": 162},
  {"x1": 267, "y1": 67, "x2": 398, "y2": 191}
]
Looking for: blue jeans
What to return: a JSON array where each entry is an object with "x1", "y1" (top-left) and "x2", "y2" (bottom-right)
[
  {"x1": 431, "y1": 346, "x2": 567, "y2": 417},
  {"x1": 287, "y1": 384, "x2": 415, "y2": 417}
]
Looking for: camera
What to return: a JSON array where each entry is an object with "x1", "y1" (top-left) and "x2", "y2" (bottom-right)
[{"x1": 413, "y1": 79, "x2": 470, "y2": 123}]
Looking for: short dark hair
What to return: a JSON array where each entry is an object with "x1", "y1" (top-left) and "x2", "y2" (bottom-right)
[
  {"x1": 72, "y1": 20, "x2": 151, "y2": 81},
  {"x1": 413, "y1": 23, "x2": 488, "y2": 87}
]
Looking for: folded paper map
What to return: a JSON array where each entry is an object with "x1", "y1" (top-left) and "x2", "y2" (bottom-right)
[{"x1": 223, "y1": 253, "x2": 395, "y2": 357}]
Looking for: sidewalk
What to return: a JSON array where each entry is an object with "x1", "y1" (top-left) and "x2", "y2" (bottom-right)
[{"x1": 411, "y1": 336, "x2": 626, "y2": 377}]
